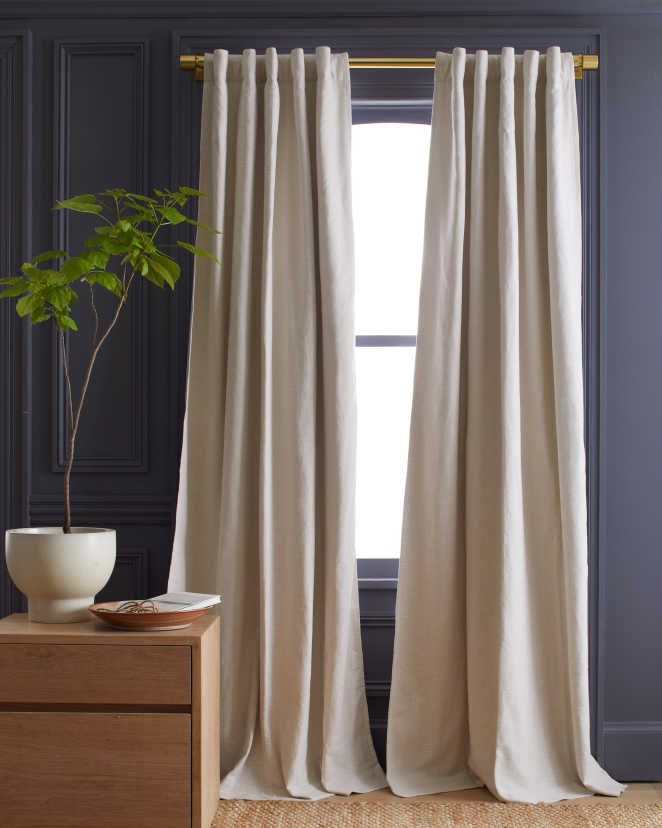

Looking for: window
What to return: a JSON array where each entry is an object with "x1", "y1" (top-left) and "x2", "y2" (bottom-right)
[{"x1": 352, "y1": 122, "x2": 432, "y2": 559}]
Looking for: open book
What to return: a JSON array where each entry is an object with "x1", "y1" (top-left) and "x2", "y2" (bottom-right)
[{"x1": 149, "y1": 592, "x2": 221, "y2": 612}]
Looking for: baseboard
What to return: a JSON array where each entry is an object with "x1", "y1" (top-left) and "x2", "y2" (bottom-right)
[{"x1": 602, "y1": 721, "x2": 662, "y2": 781}]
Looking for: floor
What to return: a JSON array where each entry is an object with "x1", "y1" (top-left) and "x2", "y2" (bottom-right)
[
  {"x1": 347, "y1": 782, "x2": 662, "y2": 805},
  {"x1": 213, "y1": 783, "x2": 662, "y2": 828}
]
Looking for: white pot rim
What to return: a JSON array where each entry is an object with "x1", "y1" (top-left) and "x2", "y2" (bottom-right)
[{"x1": 6, "y1": 527, "x2": 115, "y2": 536}]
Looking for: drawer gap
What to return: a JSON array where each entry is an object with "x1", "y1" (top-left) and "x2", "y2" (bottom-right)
[{"x1": 0, "y1": 702, "x2": 191, "y2": 713}]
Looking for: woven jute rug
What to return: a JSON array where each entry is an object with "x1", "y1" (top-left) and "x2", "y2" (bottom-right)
[{"x1": 212, "y1": 799, "x2": 662, "y2": 827}]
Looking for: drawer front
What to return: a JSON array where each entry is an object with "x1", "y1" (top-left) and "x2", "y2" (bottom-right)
[
  {"x1": 0, "y1": 711, "x2": 191, "y2": 828},
  {"x1": 0, "y1": 644, "x2": 191, "y2": 706}
]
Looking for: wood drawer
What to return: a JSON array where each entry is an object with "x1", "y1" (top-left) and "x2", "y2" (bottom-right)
[
  {"x1": 0, "y1": 711, "x2": 191, "y2": 828},
  {"x1": 0, "y1": 644, "x2": 191, "y2": 706}
]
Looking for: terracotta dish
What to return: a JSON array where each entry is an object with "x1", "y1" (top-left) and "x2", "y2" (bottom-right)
[{"x1": 88, "y1": 602, "x2": 210, "y2": 631}]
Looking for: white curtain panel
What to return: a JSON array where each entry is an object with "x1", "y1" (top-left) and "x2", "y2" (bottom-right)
[
  {"x1": 169, "y1": 47, "x2": 386, "y2": 800},
  {"x1": 387, "y1": 47, "x2": 624, "y2": 803}
]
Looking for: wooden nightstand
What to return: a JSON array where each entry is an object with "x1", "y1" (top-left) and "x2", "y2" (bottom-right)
[{"x1": 0, "y1": 613, "x2": 220, "y2": 828}]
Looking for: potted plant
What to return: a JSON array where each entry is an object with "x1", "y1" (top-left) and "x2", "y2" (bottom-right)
[{"x1": 1, "y1": 187, "x2": 218, "y2": 622}]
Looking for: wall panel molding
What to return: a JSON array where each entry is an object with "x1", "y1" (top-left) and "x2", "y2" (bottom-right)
[
  {"x1": 0, "y1": 32, "x2": 30, "y2": 618},
  {"x1": 52, "y1": 38, "x2": 150, "y2": 474},
  {"x1": 29, "y1": 495, "x2": 173, "y2": 527},
  {"x1": 54, "y1": 40, "x2": 149, "y2": 212},
  {"x1": 360, "y1": 614, "x2": 396, "y2": 629},
  {"x1": 100, "y1": 546, "x2": 151, "y2": 599}
]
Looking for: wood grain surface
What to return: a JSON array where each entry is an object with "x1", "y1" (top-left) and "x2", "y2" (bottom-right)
[
  {"x1": 0, "y1": 642, "x2": 191, "y2": 705},
  {"x1": 0, "y1": 711, "x2": 191, "y2": 828}
]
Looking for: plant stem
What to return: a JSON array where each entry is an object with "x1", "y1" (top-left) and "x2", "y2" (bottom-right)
[
  {"x1": 61, "y1": 275, "x2": 134, "y2": 533},
  {"x1": 58, "y1": 326, "x2": 75, "y2": 532},
  {"x1": 88, "y1": 283, "x2": 99, "y2": 346},
  {"x1": 58, "y1": 327, "x2": 74, "y2": 432}
]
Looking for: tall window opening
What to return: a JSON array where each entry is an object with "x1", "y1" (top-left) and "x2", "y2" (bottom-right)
[{"x1": 352, "y1": 122, "x2": 431, "y2": 559}]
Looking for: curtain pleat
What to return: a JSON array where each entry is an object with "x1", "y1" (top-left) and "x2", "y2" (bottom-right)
[
  {"x1": 170, "y1": 46, "x2": 386, "y2": 801},
  {"x1": 387, "y1": 46, "x2": 624, "y2": 803}
]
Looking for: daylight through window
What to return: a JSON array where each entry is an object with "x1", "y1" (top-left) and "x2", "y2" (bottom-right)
[{"x1": 353, "y1": 122, "x2": 431, "y2": 559}]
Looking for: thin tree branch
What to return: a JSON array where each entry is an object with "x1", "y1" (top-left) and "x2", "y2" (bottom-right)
[
  {"x1": 58, "y1": 323, "x2": 75, "y2": 532},
  {"x1": 149, "y1": 205, "x2": 164, "y2": 242},
  {"x1": 88, "y1": 283, "x2": 99, "y2": 346},
  {"x1": 58, "y1": 325, "x2": 74, "y2": 440},
  {"x1": 72, "y1": 275, "x2": 134, "y2": 439},
  {"x1": 62, "y1": 271, "x2": 136, "y2": 532}
]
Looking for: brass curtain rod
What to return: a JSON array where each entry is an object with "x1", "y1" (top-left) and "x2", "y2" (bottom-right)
[{"x1": 180, "y1": 53, "x2": 598, "y2": 80}]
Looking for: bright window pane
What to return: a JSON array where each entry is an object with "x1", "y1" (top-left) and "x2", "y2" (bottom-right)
[
  {"x1": 353, "y1": 122, "x2": 430, "y2": 559},
  {"x1": 356, "y1": 347, "x2": 416, "y2": 559},
  {"x1": 352, "y1": 123, "x2": 430, "y2": 336}
]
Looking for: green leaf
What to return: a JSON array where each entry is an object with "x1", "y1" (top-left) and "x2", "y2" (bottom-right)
[
  {"x1": 82, "y1": 249, "x2": 109, "y2": 270},
  {"x1": 30, "y1": 309, "x2": 51, "y2": 324},
  {"x1": 59, "y1": 315, "x2": 78, "y2": 331},
  {"x1": 101, "y1": 188, "x2": 127, "y2": 198},
  {"x1": 85, "y1": 237, "x2": 118, "y2": 257},
  {"x1": 55, "y1": 195, "x2": 103, "y2": 215},
  {"x1": 0, "y1": 284, "x2": 28, "y2": 298},
  {"x1": 60, "y1": 256, "x2": 92, "y2": 281},
  {"x1": 185, "y1": 217, "x2": 222, "y2": 235},
  {"x1": 112, "y1": 240, "x2": 133, "y2": 255},
  {"x1": 15, "y1": 294, "x2": 40, "y2": 317},
  {"x1": 119, "y1": 250, "x2": 138, "y2": 270},
  {"x1": 178, "y1": 186, "x2": 205, "y2": 197},
  {"x1": 152, "y1": 252, "x2": 180, "y2": 283},
  {"x1": 158, "y1": 206, "x2": 187, "y2": 225},
  {"x1": 177, "y1": 240, "x2": 221, "y2": 266},
  {"x1": 140, "y1": 268, "x2": 164, "y2": 288},
  {"x1": 125, "y1": 193, "x2": 158, "y2": 204},
  {"x1": 93, "y1": 234, "x2": 128, "y2": 255},
  {"x1": 122, "y1": 210, "x2": 152, "y2": 225},
  {"x1": 20, "y1": 262, "x2": 43, "y2": 279},
  {"x1": 147, "y1": 256, "x2": 175, "y2": 289},
  {"x1": 85, "y1": 272, "x2": 123, "y2": 298},
  {"x1": 46, "y1": 285, "x2": 75, "y2": 312},
  {"x1": 33, "y1": 249, "x2": 67, "y2": 264},
  {"x1": 43, "y1": 273, "x2": 66, "y2": 288}
]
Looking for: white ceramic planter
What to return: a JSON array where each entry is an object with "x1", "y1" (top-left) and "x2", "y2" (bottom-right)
[{"x1": 5, "y1": 527, "x2": 116, "y2": 623}]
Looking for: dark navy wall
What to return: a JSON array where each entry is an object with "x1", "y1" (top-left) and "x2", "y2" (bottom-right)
[
  {"x1": 0, "y1": 0, "x2": 660, "y2": 779},
  {"x1": 599, "y1": 13, "x2": 662, "y2": 778}
]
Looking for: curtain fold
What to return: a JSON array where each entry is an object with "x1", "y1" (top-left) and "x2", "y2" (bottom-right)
[
  {"x1": 387, "y1": 46, "x2": 624, "y2": 804},
  {"x1": 169, "y1": 46, "x2": 386, "y2": 801}
]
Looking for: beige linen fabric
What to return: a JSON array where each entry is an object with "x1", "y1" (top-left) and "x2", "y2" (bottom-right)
[
  {"x1": 387, "y1": 47, "x2": 624, "y2": 803},
  {"x1": 169, "y1": 47, "x2": 386, "y2": 800}
]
